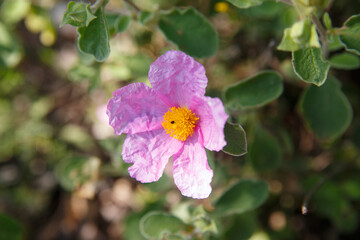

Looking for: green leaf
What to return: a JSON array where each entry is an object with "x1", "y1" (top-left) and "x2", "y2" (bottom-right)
[
  {"x1": 140, "y1": 212, "x2": 186, "y2": 239},
  {"x1": 214, "y1": 179, "x2": 269, "y2": 216},
  {"x1": 223, "y1": 213, "x2": 257, "y2": 240},
  {"x1": 226, "y1": 0, "x2": 263, "y2": 9},
  {"x1": 0, "y1": 213, "x2": 22, "y2": 240},
  {"x1": 292, "y1": 47, "x2": 330, "y2": 86},
  {"x1": 158, "y1": 7, "x2": 218, "y2": 58},
  {"x1": 249, "y1": 125, "x2": 282, "y2": 172},
  {"x1": 290, "y1": 19, "x2": 312, "y2": 45},
  {"x1": 323, "y1": 12, "x2": 332, "y2": 30},
  {"x1": 340, "y1": 14, "x2": 360, "y2": 55},
  {"x1": 329, "y1": 52, "x2": 360, "y2": 70},
  {"x1": 61, "y1": 1, "x2": 96, "y2": 27},
  {"x1": 124, "y1": 214, "x2": 147, "y2": 240},
  {"x1": 300, "y1": 76, "x2": 353, "y2": 140},
  {"x1": 78, "y1": 7, "x2": 110, "y2": 62},
  {"x1": 106, "y1": 14, "x2": 131, "y2": 36},
  {"x1": 222, "y1": 122, "x2": 247, "y2": 156},
  {"x1": 327, "y1": 34, "x2": 343, "y2": 51},
  {"x1": 278, "y1": 21, "x2": 320, "y2": 52},
  {"x1": 277, "y1": 28, "x2": 300, "y2": 52},
  {"x1": 224, "y1": 71, "x2": 283, "y2": 108}
]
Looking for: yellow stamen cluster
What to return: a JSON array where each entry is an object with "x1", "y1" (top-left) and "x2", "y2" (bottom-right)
[{"x1": 162, "y1": 107, "x2": 199, "y2": 141}]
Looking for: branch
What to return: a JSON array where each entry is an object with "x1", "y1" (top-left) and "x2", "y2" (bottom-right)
[
  {"x1": 312, "y1": 14, "x2": 328, "y2": 58},
  {"x1": 302, "y1": 164, "x2": 346, "y2": 215}
]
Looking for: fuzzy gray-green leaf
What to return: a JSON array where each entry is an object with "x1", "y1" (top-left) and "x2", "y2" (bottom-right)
[
  {"x1": 158, "y1": 7, "x2": 218, "y2": 58},
  {"x1": 61, "y1": 1, "x2": 96, "y2": 27},
  {"x1": 78, "y1": 7, "x2": 110, "y2": 62},
  {"x1": 340, "y1": 14, "x2": 360, "y2": 55},
  {"x1": 300, "y1": 76, "x2": 353, "y2": 140},
  {"x1": 214, "y1": 179, "x2": 269, "y2": 216},
  {"x1": 292, "y1": 47, "x2": 330, "y2": 86}
]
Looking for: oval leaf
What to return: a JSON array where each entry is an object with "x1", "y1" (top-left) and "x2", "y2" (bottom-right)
[
  {"x1": 292, "y1": 47, "x2": 330, "y2": 86},
  {"x1": 249, "y1": 125, "x2": 282, "y2": 172},
  {"x1": 0, "y1": 213, "x2": 22, "y2": 240},
  {"x1": 224, "y1": 213, "x2": 257, "y2": 240},
  {"x1": 340, "y1": 14, "x2": 360, "y2": 55},
  {"x1": 226, "y1": 0, "x2": 263, "y2": 9},
  {"x1": 140, "y1": 212, "x2": 186, "y2": 239},
  {"x1": 106, "y1": 14, "x2": 131, "y2": 36},
  {"x1": 329, "y1": 52, "x2": 360, "y2": 70},
  {"x1": 224, "y1": 70, "x2": 283, "y2": 108},
  {"x1": 124, "y1": 213, "x2": 147, "y2": 240},
  {"x1": 78, "y1": 7, "x2": 110, "y2": 62},
  {"x1": 222, "y1": 122, "x2": 247, "y2": 156},
  {"x1": 214, "y1": 179, "x2": 269, "y2": 216},
  {"x1": 61, "y1": 1, "x2": 96, "y2": 27},
  {"x1": 300, "y1": 76, "x2": 353, "y2": 140},
  {"x1": 158, "y1": 7, "x2": 218, "y2": 58}
]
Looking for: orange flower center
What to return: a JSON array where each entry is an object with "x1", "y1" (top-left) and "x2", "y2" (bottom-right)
[{"x1": 162, "y1": 107, "x2": 199, "y2": 141}]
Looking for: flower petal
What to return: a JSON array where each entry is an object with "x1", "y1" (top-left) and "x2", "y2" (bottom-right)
[
  {"x1": 122, "y1": 129, "x2": 183, "y2": 183},
  {"x1": 107, "y1": 82, "x2": 169, "y2": 135},
  {"x1": 173, "y1": 132, "x2": 213, "y2": 199},
  {"x1": 191, "y1": 96, "x2": 228, "y2": 151},
  {"x1": 149, "y1": 50, "x2": 208, "y2": 107}
]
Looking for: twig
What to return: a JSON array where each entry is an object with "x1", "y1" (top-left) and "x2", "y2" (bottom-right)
[
  {"x1": 123, "y1": 0, "x2": 141, "y2": 12},
  {"x1": 302, "y1": 164, "x2": 346, "y2": 215},
  {"x1": 312, "y1": 14, "x2": 328, "y2": 58}
]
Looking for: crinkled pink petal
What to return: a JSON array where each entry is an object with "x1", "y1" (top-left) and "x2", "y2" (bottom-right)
[
  {"x1": 107, "y1": 82, "x2": 169, "y2": 135},
  {"x1": 122, "y1": 129, "x2": 183, "y2": 183},
  {"x1": 191, "y1": 96, "x2": 228, "y2": 151},
  {"x1": 149, "y1": 50, "x2": 208, "y2": 107},
  {"x1": 173, "y1": 131, "x2": 213, "y2": 199}
]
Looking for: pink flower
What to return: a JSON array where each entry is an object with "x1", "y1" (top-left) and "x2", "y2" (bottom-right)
[{"x1": 107, "y1": 50, "x2": 228, "y2": 199}]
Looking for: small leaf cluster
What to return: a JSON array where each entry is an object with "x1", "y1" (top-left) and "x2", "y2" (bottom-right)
[
  {"x1": 139, "y1": 180, "x2": 268, "y2": 240},
  {"x1": 61, "y1": 1, "x2": 219, "y2": 61},
  {"x1": 275, "y1": 0, "x2": 360, "y2": 86}
]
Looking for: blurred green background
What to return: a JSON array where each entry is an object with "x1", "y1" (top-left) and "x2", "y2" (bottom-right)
[{"x1": 1, "y1": 0, "x2": 360, "y2": 240}]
